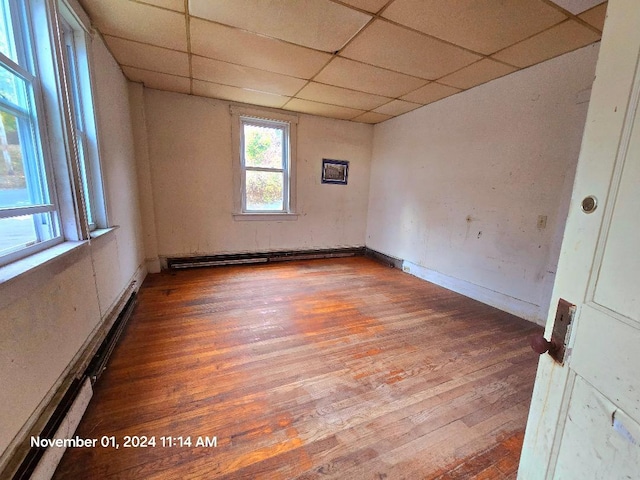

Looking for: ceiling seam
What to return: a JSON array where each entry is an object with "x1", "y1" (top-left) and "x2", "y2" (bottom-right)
[
  {"x1": 184, "y1": 0, "x2": 193, "y2": 95},
  {"x1": 539, "y1": 0, "x2": 606, "y2": 34}
]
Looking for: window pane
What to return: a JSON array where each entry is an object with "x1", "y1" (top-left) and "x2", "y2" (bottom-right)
[
  {"x1": 0, "y1": 63, "x2": 28, "y2": 107},
  {"x1": 0, "y1": 0, "x2": 17, "y2": 63},
  {"x1": 245, "y1": 170, "x2": 283, "y2": 211},
  {"x1": 243, "y1": 123, "x2": 284, "y2": 169},
  {"x1": 76, "y1": 134, "x2": 93, "y2": 225},
  {"x1": 0, "y1": 109, "x2": 46, "y2": 207},
  {"x1": 0, "y1": 212, "x2": 57, "y2": 255}
]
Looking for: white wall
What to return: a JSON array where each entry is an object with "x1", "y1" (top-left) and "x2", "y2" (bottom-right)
[
  {"x1": 366, "y1": 44, "x2": 600, "y2": 324},
  {"x1": 139, "y1": 89, "x2": 373, "y2": 260},
  {"x1": 0, "y1": 36, "x2": 144, "y2": 465}
]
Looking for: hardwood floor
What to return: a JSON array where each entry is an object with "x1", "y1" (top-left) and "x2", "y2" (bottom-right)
[{"x1": 53, "y1": 257, "x2": 541, "y2": 479}]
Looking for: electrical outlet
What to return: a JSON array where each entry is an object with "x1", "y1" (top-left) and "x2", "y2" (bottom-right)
[{"x1": 537, "y1": 215, "x2": 547, "y2": 229}]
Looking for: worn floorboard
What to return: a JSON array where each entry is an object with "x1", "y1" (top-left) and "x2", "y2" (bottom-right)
[{"x1": 53, "y1": 257, "x2": 541, "y2": 479}]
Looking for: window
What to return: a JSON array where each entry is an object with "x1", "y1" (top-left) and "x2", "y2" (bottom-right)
[
  {"x1": 0, "y1": 0, "x2": 61, "y2": 266},
  {"x1": 241, "y1": 117, "x2": 289, "y2": 212},
  {"x1": 58, "y1": 5, "x2": 105, "y2": 231},
  {"x1": 231, "y1": 106, "x2": 298, "y2": 218},
  {"x1": 0, "y1": 0, "x2": 106, "y2": 268}
]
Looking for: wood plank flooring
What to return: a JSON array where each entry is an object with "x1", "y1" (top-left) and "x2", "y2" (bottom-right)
[{"x1": 53, "y1": 257, "x2": 542, "y2": 479}]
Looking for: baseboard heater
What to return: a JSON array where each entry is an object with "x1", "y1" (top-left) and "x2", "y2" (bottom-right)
[
  {"x1": 11, "y1": 292, "x2": 137, "y2": 480},
  {"x1": 167, "y1": 247, "x2": 367, "y2": 269}
]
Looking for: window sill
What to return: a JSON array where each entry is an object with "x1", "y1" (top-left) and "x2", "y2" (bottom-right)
[
  {"x1": 90, "y1": 226, "x2": 118, "y2": 240},
  {"x1": 0, "y1": 241, "x2": 87, "y2": 287},
  {"x1": 233, "y1": 213, "x2": 299, "y2": 221}
]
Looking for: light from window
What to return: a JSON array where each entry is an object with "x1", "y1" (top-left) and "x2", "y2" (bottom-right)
[
  {"x1": 60, "y1": 15, "x2": 95, "y2": 229},
  {"x1": 241, "y1": 117, "x2": 289, "y2": 212},
  {"x1": 0, "y1": 0, "x2": 61, "y2": 265}
]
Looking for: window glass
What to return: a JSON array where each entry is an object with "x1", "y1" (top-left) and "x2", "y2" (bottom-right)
[
  {"x1": 0, "y1": 0, "x2": 61, "y2": 266},
  {"x1": 241, "y1": 118, "x2": 289, "y2": 213}
]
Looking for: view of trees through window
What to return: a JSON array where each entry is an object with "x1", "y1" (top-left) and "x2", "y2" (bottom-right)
[{"x1": 243, "y1": 123, "x2": 285, "y2": 211}]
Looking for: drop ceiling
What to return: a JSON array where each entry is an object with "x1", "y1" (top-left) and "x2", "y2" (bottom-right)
[{"x1": 79, "y1": 0, "x2": 607, "y2": 124}]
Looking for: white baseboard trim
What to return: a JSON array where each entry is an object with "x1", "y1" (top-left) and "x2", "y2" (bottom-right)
[
  {"x1": 30, "y1": 379, "x2": 93, "y2": 480},
  {"x1": 145, "y1": 258, "x2": 161, "y2": 274},
  {"x1": 402, "y1": 260, "x2": 544, "y2": 325}
]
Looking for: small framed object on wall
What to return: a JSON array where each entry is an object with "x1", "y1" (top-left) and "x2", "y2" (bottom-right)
[{"x1": 322, "y1": 159, "x2": 349, "y2": 185}]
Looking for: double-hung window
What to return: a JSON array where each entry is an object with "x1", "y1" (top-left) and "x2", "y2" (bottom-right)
[
  {"x1": 240, "y1": 116, "x2": 290, "y2": 213},
  {"x1": 58, "y1": 8, "x2": 103, "y2": 231},
  {"x1": 0, "y1": 0, "x2": 61, "y2": 266}
]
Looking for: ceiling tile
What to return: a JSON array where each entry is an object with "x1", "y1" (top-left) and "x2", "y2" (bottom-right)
[
  {"x1": 491, "y1": 20, "x2": 601, "y2": 68},
  {"x1": 283, "y1": 98, "x2": 365, "y2": 120},
  {"x1": 341, "y1": 20, "x2": 481, "y2": 79},
  {"x1": 104, "y1": 36, "x2": 189, "y2": 77},
  {"x1": 191, "y1": 56, "x2": 307, "y2": 96},
  {"x1": 192, "y1": 79, "x2": 290, "y2": 108},
  {"x1": 135, "y1": 0, "x2": 185, "y2": 12},
  {"x1": 579, "y1": 2, "x2": 607, "y2": 31},
  {"x1": 352, "y1": 111, "x2": 393, "y2": 124},
  {"x1": 314, "y1": 57, "x2": 427, "y2": 98},
  {"x1": 79, "y1": 0, "x2": 186, "y2": 51},
  {"x1": 373, "y1": 100, "x2": 421, "y2": 116},
  {"x1": 548, "y1": 0, "x2": 605, "y2": 14},
  {"x1": 190, "y1": 19, "x2": 331, "y2": 79},
  {"x1": 339, "y1": 0, "x2": 389, "y2": 13},
  {"x1": 383, "y1": 0, "x2": 566, "y2": 55},
  {"x1": 296, "y1": 82, "x2": 390, "y2": 111},
  {"x1": 400, "y1": 83, "x2": 461, "y2": 104},
  {"x1": 122, "y1": 66, "x2": 191, "y2": 94},
  {"x1": 438, "y1": 59, "x2": 518, "y2": 90},
  {"x1": 189, "y1": 0, "x2": 371, "y2": 52}
]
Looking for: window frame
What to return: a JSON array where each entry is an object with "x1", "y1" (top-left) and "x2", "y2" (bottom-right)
[
  {"x1": 230, "y1": 105, "x2": 298, "y2": 220},
  {"x1": 56, "y1": 0, "x2": 107, "y2": 232},
  {"x1": 240, "y1": 116, "x2": 290, "y2": 214},
  {"x1": 0, "y1": 0, "x2": 108, "y2": 269},
  {"x1": 0, "y1": 0, "x2": 63, "y2": 267}
]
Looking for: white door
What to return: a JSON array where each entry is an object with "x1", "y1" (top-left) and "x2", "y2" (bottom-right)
[{"x1": 519, "y1": 0, "x2": 640, "y2": 478}]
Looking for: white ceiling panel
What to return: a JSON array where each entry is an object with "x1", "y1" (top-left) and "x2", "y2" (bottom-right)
[
  {"x1": 135, "y1": 0, "x2": 185, "y2": 12},
  {"x1": 339, "y1": 0, "x2": 390, "y2": 14},
  {"x1": 314, "y1": 57, "x2": 427, "y2": 98},
  {"x1": 192, "y1": 80, "x2": 290, "y2": 108},
  {"x1": 105, "y1": 36, "x2": 189, "y2": 77},
  {"x1": 438, "y1": 59, "x2": 518, "y2": 90},
  {"x1": 492, "y1": 20, "x2": 601, "y2": 68},
  {"x1": 401, "y1": 83, "x2": 461, "y2": 105},
  {"x1": 190, "y1": 19, "x2": 331, "y2": 79},
  {"x1": 189, "y1": 0, "x2": 371, "y2": 52},
  {"x1": 81, "y1": 0, "x2": 602, "y2": 123},
  {"x1": 296, "y1": 82, "x2": 390, "y2": 111},
  {"x1": 373, "y1": 99, "x2": 421, "y2": 116},
  {"x1": 123, "y1": 67, "x2": 191, "y2": 94},
  {"x1": 548, "y1": 0, "x2": 606, "y2": 14},
  {"x1": 283, "y1": 98, "x2": 365, "y2": 120},
  {"x1": 80, "y1": 0, "x2": 187, "y2": 51},
  {"x1": 191, "y1": 56, "x2": 307, "y2": 96},
  {"x1": 341, "y1": 20, "x2": 481, "y2": 79},
  {"x1": 352, "y1": 111, "x2": 394, "y2": 123},
  {"x1": 383, "y1": 0, "x2": 566, "y2": 55}
]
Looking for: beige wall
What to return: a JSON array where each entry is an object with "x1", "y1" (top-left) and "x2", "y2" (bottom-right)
[
  {"x1": 0, "y1": 36, "x2": 145, "y2": 462},
  {"x1": 366, "y1": 44, "x2": 600, "y2": 323},
  {"x1": 138, "y1": 89, "x2": 373, "y2": 261}
]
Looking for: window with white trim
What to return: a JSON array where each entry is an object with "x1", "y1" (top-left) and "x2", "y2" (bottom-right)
[
  {"x1": 231, "y1": 106, "x2": 298, "y2": 218},
  {"x1": 240, "y1": 116, "x2": 290, "y2": 212},
  {"x1": 0, "y1": 0, "x2": 106, "y2": 268},
  {"x1": 0, "y1": 0, "x2": 61, "y2": 266},
  {"x1": 57, "y1": 3, "x2": 105, "y2": 231}
]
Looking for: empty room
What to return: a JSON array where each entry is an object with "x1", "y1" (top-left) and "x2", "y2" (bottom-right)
[{"x1": 1, "y1": 0, "x2": 638, "y2": 479}]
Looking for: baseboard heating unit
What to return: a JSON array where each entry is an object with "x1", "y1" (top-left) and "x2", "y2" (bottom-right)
[{"x1": 167, "y1": 247, "x2": 367, "y2": 269}]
